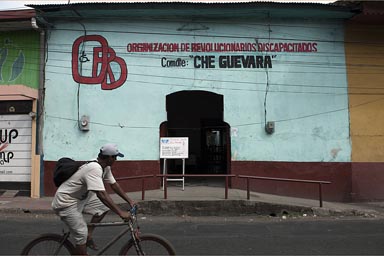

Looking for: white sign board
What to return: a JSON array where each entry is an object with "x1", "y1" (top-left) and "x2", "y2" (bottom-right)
[
  {"x1": 160, "y1": 137, "x2": 188, "y2": 159},
  {"x1": 0, "y1": 115, "x2": 32, "y2": 182}
]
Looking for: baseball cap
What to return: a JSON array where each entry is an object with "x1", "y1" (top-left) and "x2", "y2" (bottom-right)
[{"x1": 100, "y1": 143, "x2": 124, "y2": 157}]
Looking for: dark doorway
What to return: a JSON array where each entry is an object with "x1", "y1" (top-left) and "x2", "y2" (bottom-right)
[{"x1": 161, "y1": 90, "x2": 230, "y2": 176}]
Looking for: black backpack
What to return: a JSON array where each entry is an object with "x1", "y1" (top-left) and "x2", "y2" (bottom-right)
[{"x1": 53, "y1": 158, "x2": 88, "y2": 187}]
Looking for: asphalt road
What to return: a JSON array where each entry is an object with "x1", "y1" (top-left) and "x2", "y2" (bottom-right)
[{"x1": 2, "y1": 213, "x2": 384, "y2": 255}]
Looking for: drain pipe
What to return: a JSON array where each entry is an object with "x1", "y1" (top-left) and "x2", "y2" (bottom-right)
[
  {"x1": 31, "y1": 17, "x2": 45, "y2": 198},
  {"x1": 31, "y1": 17, "x2": 45, "y2": 155}
]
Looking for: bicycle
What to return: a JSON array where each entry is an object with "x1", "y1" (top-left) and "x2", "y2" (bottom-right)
[{"x1": 21, "y1": 205, "x2": 176, "y2": 255}]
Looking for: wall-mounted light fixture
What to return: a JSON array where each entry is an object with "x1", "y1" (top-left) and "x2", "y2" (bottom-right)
[
  {"x1": 8, "y1": 106, "x2": 15, "y2": 113},
  {"x1": 28, "y1": 111, "x2": 37, "y2": 119}
]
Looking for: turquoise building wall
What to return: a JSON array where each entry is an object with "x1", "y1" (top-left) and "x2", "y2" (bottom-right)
[{"x1": 43, "y1": 18, "x2": 350, "y2": 163}]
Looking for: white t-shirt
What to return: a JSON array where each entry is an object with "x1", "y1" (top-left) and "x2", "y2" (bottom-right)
[{"x1": 52, "y1": 161, "x2": 116, "y2": 209}]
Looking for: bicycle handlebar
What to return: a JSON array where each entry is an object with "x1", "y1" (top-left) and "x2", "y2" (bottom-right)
[{"x1": 130, "y1": 204, "x2": 138, "y2": 216}]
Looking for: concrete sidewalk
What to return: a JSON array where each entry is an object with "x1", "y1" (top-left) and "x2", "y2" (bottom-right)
[{"x1": 1, "y1": 185, "x2": 384, "y2": 218}]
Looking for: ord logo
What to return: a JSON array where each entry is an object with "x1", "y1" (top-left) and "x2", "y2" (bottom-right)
[{"x1": 72, "y1": 35, "x2": 127, "y2": 90}]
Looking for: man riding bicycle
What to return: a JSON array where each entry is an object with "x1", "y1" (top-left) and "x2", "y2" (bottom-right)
[{"x1": 52, "y1": 143, "x2": 135, "y2": 255}]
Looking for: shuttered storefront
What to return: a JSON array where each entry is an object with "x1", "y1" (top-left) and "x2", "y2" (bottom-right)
[{"x1": 0, "y1": 101, "x2": 33, "y2": 188}]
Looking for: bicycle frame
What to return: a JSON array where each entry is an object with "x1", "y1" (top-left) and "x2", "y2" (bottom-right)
[
  {"x1": 56, "y1": 205, "x2": 143, "y2": 255},
  {"x1": 88, "y1": 220, "x2": 141, "y2": 255},
  {"x1": 54, "y1": 231, "x2": 71, "y2": 255},
  {"x1": 22, "y1": 205, "x2": 175, "y2": 256}
]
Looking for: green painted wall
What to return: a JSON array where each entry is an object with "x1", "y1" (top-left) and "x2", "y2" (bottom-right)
[{"x1": 0, "y1": 30, "x2": 40, "y2": 88}]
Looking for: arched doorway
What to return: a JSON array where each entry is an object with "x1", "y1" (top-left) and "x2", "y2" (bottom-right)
[{"x1": 160, "y1": 90, "x2": 230, "y2": 177}]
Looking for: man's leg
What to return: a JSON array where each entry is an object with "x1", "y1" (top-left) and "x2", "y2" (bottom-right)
[
  {"x1": 83, "y1": 194, "x2": 110, "y2": 250},
  {"x1": 87, "y1": 211, "x2": 108, "y2": 247},
  {"x1": 73, "y1": 244, "x2": 88, "y2": 256},
  {"x1": 55, "y1": 205, "x2": 89, "y2": 255}
]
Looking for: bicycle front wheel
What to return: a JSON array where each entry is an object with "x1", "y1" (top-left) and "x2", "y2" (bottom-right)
[
  {"x1": 119, "y1": 233, "x2": 176, "y2": 255},
  {"x1": 21, "y1": 233, "x2": 75, "y2": 255}
]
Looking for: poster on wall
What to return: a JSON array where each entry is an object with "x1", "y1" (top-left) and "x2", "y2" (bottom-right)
[
  {"x1": 0, "y1": 31, "x2": 40, "y2": 88},
  {"x1": 0, "y1": 115, "x2": 32, "y2": 182},
  {"x1": 160, "y1": 137, "x2": 189, "y2": 159}
]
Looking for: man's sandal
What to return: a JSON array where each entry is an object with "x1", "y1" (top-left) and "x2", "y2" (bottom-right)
[{"x1": 86, "y1": 238, "x2": 99, "y2": 250}]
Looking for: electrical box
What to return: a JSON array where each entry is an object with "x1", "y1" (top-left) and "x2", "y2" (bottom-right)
[
  {"x1": 79, "y1": 115, "x2": 90, "y2": 131},
  {"x1": 265, "y1": 121, "x2": 275, "y2": 134}
]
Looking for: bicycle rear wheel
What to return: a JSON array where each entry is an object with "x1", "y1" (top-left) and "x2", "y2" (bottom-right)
[
  {"x1": 21, "y1": 233, "x2": 75, "y2": 255},
  {"x1": 119, "y1": 233, "x2": 176, "y2": 255}
]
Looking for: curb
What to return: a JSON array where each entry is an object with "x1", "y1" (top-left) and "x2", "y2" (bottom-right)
[
  {"x1": 312, "y1": 206, "x2": 383, "y2": 218},
  {"x1": 0, "y1": 200, "x2": 379, "y2": 218},
  {"x1": 120, "y1": 200, "x2": 372, "y2": 218}
]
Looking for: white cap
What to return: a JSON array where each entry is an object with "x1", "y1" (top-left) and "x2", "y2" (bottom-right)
[{"x1": 100, "y1": 143, "x2": 124, "y2": 157}]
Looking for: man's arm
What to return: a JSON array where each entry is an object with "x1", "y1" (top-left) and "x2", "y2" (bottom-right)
[
  {"x1": 110, "y1": 182, "x2": 135, "y2": 206},
  {"x1": 94, "y1": 190, "x2": 131, "y2": 219}
]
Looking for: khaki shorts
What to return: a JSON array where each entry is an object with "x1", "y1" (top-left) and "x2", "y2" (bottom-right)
[{"x1": 54, "y1": 193, "x2": 109, "y2": 245}]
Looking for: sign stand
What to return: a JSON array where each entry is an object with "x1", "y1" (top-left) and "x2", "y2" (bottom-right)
[
  {"x1": 162, "y1": 158, "x2": 185, "y2": 191},
  {"x1": 160, "y1": 137, "x2": 188, "y2": 191}
]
